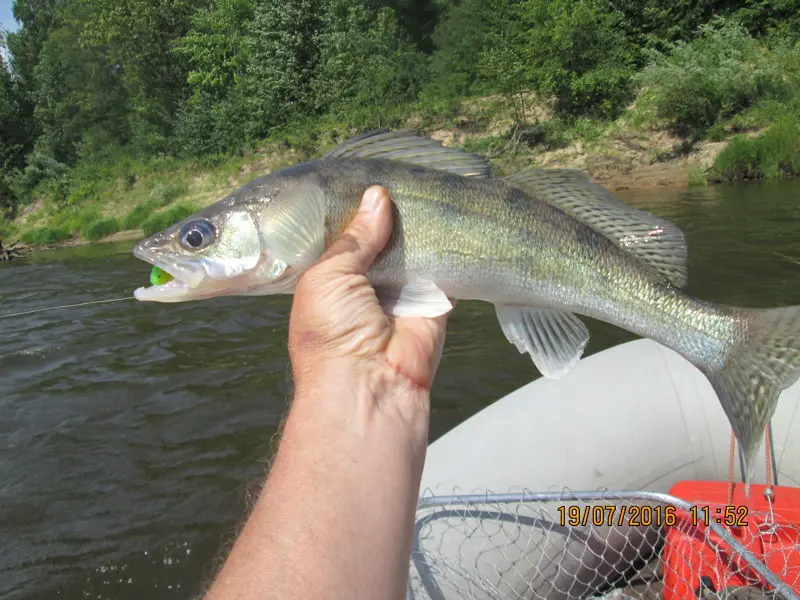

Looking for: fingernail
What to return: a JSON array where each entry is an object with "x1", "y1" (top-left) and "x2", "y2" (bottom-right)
[{"x1": 360, "y1": 187, "x2": 382, "y2": 212}]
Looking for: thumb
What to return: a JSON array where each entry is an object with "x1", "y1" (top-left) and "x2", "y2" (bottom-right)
[{"x1": 318, "y1": 185, "x2": 393, "y2": 275}]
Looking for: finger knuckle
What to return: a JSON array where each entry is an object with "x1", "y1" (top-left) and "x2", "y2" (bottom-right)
[
  {"x1": 332, "y1": 231, "x2": 363, "y2": 258},
  {"x1": 349, "y1": 219, "x2": 375, "y2": 245}
]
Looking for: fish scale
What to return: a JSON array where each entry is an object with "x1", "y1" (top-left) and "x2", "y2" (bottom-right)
[{"x1": 132, "y1": 129, "x2": 800, "y2": 481}]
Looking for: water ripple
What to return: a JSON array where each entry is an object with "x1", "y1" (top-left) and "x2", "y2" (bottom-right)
[{"x1": 3, "y1": 181, "x2": 800, "y2": 599}]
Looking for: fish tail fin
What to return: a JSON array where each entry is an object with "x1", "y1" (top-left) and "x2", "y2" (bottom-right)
[{"x1": 705, "y1": 306, "x2": 800, "y2": 481}]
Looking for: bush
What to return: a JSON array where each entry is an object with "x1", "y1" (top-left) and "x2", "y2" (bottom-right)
[
  {"x1": 82, "y1": 218, "x2": 121, "y2": 241},
  {"x1": 635, "y1": 17, "x2": 785, "y2": 133},
  {"x1": 712, "y1": 117, "x2": 800, "y2": 181},
  {"x1": 49, "y1": 206, "x2": 102, "y2": 234},
  {"x1": 140, "y1": 203, "x2": 199, "y2": 237},
  {"x1": 705, "y1": 122, "x2": 729, "y2": 141},
  {"x1": 19, "y1": 226, "x2": 72, "y2": 246},
  {"x1": 122, "y1": 201, "x2": 158, "y2": 230},
  {"x1": 502, "y1": 0, "x2": 639, "y2": 118},
  {"x1": 0, "y1": 170, "x2": 21, "y2": 214},
  {"x1": 16, "y1": 152, "x2": 70, "y2": 196}
]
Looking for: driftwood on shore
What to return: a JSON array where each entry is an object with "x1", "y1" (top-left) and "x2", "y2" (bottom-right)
[{"x1": 0, "y1": 240, "x2": 32, "y2": 261}]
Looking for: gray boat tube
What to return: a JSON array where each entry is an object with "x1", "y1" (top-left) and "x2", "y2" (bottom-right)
[{"x1": 408, "y1": 338, "x2": 800, "y2": 600}]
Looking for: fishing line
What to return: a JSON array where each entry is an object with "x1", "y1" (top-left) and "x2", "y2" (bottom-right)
[{"x1": 0, "y1": 296, "x2": 135, "y2": 320}]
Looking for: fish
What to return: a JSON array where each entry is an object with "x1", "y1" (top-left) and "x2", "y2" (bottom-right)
[{"x1": 132, "y1": 129, "x2": 800, "y2": 479}]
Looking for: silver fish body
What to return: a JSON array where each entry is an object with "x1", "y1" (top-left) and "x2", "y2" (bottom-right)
[
  {"x1": 286, "y1": 157, "x2": 741, "y2": 367},
  {"x1": 132, "y1": 131, "x2": 800, "y2": 479}
]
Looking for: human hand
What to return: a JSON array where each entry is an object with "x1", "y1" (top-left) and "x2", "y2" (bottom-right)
[
  {"x1": 202, "y1": 186, "x2": 452, "y2": 600},
  {"x1": 288, "y1": 185, "x2": 452, "y2": 400}
]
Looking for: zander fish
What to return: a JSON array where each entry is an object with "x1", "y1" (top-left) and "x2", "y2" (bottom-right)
[{"x1": 132, "y1": 130, "x2": 800, "y2": 478}]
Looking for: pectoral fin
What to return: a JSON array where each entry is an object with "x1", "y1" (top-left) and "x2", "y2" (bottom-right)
[
  {"x1": 495, "y1": 304, "x2": 589, "y2": 378},
  {"x1": 376, "y1": 279, "x2": 454, "y2": 317}
]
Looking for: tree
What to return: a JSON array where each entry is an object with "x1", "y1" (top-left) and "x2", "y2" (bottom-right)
[
  {"x1": 378, "y1": 0, "x2": 443, "y2": 53},
  {"x1": 30, "y1": 2, "x2": 129, "y2": 164},
  {"x1": 6, "y1": 0, "x2": 58, "y2": 96},
  {"x1": 423, "y1": 0, "x2": 500, "y2": 100},
  {"x1": 312, "y1": 0, "x2": 427, "y2": 120},
  {"x1": 172, "y1": 0, "x2": 254, "y2": 102},
  {"x1": 511, "y1": 0, "x2": 639, "y2": 116},
  {"x1": 0, "y1": 50, "x2": 26, "y2": 211},
  {"x1": 78, "y1": 0, "x2": 202, "y2": 153},
  {"x1": 171, "y1": 0, "x2": 255, "y2": 155},
  {"x1": 0, "y1": 36, "x2": 33, "y2": 173}
]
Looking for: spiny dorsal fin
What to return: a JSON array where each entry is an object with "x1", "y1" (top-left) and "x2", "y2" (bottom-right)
[
  {"x1": 504, "y1": 169, "x2": 689, "y2": 287},
  {"x1": 324, "y1": 130, "x2": 492, "y2": 178}
]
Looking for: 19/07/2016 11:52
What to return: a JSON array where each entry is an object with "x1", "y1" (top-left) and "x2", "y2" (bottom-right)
[{"x1": 556, "y1": 504, "x2": 749, "y2": 527}]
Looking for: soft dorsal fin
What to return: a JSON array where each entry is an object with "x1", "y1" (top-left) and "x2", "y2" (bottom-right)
[
  {"x1": 504, "y1": 169, "x2": 689, "y2": 287},
  {"x1": 324, "y1": 130, "x2": 492, "y2": 178}
]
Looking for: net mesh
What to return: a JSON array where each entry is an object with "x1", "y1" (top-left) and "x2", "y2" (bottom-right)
[{"x1": 407, "y1": 489, "x2": 800, "y2": 600}]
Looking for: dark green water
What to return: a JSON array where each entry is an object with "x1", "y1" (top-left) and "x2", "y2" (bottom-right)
[{"x1": 2, "y1": 179, "x2": 800, "y2": 599}]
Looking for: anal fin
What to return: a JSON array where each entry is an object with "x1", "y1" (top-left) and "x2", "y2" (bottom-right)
[{"x1": 496, "y1": 304, "x2": 589, "y2": 378}]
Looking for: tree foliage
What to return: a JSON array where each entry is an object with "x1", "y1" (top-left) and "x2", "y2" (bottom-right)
[
  {"x1": 636, "y1": 17, "x2": 792, "y2": 132},
  {"x1": 1, "y1": 0, "x2": 799, "y2": 214},
  {"x1": 312, "y1": 1, "x2": 427, "y2": 118},
  {"x1": 510, "y1": 0, "x2": 638, "y2": 116}
]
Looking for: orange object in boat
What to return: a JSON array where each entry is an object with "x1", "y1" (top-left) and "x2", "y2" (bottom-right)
[{"x1": 662, "y1": 480, "x2": 800, "y2": 600}]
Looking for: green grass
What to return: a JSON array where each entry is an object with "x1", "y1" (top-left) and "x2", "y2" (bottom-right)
[
  {"x1": 19, "y1": 226, "x2": 72, "y2": 245},
  {"x1": 83, "y1": 217, "x2": 121, "y2": 241},
  {"x1": 462, "y1": 134, "x2": 510, "y2": 157},
  {"x1": 712, "y1": 116, "x2": 800, "y2": 181},
  {"x1": 48, "y1": 206, "x2": 102, "y2": 234},
  {"x1": 148, "y1": 180, "x2": 190, "y2": 207},
  {"x1": 0, "y1": 220, "x2": 18, "y2": 241},
  {"x1": 121, "y1": 200, "x2": 159, "y2": 230},
  {"x1": 687, "y1": 164, "x2": 708, "y2": 186},
  {"x1": 140, "y1": 202, "x2": 199, "y2": 237},
  {"x1": 705, "y1": 122, "x2": 729, "y2": 142}
]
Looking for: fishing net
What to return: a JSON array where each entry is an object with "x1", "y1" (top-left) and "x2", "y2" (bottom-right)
[{"x1": 406, "y1": 489, "x2": 800, "y2": 600}]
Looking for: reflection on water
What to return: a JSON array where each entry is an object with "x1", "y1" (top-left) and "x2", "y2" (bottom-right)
[{"x1": 2, "y1": 179, "x2": 800, "y2": 599}]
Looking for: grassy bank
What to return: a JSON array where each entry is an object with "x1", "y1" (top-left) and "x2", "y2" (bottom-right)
[
  {"x1": 1, "y1": 146, "x2": 298, "y2": 246},
  {"x1": 4, "y1": 97, "x2": 800, "y2": 250}
]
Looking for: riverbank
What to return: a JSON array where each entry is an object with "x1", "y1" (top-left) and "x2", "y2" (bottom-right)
[{"x1": 3, "y1": 90, "x2": 795, "y2": 255}]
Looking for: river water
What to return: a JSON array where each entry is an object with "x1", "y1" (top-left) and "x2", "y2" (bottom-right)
[{"x1": 2, "y1": 179, "x2": 800, "y2": 599}]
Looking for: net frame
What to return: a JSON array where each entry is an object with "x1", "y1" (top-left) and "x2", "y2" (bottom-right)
[{"x1": 407, "y1": 489, "x2": 800, "y2": 600}]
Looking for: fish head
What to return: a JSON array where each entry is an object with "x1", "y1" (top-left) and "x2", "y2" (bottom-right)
[{"x1": 133, "y1": 177, "x2": 327, "y2": 302}]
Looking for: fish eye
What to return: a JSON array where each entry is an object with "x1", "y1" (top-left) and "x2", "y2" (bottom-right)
[{"x1": 178, "y1": 219, "x2": 217, "y2": 251}]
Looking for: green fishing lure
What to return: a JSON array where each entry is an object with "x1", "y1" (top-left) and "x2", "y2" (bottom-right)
[{"x1": 149, "y1": 266, "x2": 173, "y2": 286}]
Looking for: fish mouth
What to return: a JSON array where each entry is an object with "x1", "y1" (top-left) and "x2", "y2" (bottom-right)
[{"x1": 132, "y1": 243, "x2": 205, "y2": 302}]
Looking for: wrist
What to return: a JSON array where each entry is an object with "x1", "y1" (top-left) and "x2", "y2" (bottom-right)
[{"x1": 290, "y1": 357, "x2": 431, "y2": 441}]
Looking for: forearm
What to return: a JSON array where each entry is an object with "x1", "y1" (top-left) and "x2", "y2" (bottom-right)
[{"x1": 203, "y1": 363, "x2": 430, "y2": 600}]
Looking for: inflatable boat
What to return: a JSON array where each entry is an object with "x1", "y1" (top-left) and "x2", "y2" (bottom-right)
[{"x1": 408, "y1": 338, "x2": 800, "y2": 600}]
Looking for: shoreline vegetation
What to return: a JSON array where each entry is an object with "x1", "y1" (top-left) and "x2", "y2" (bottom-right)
[{"x1": 1, "y1": 2, "x2": 799, "y2": 252}]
